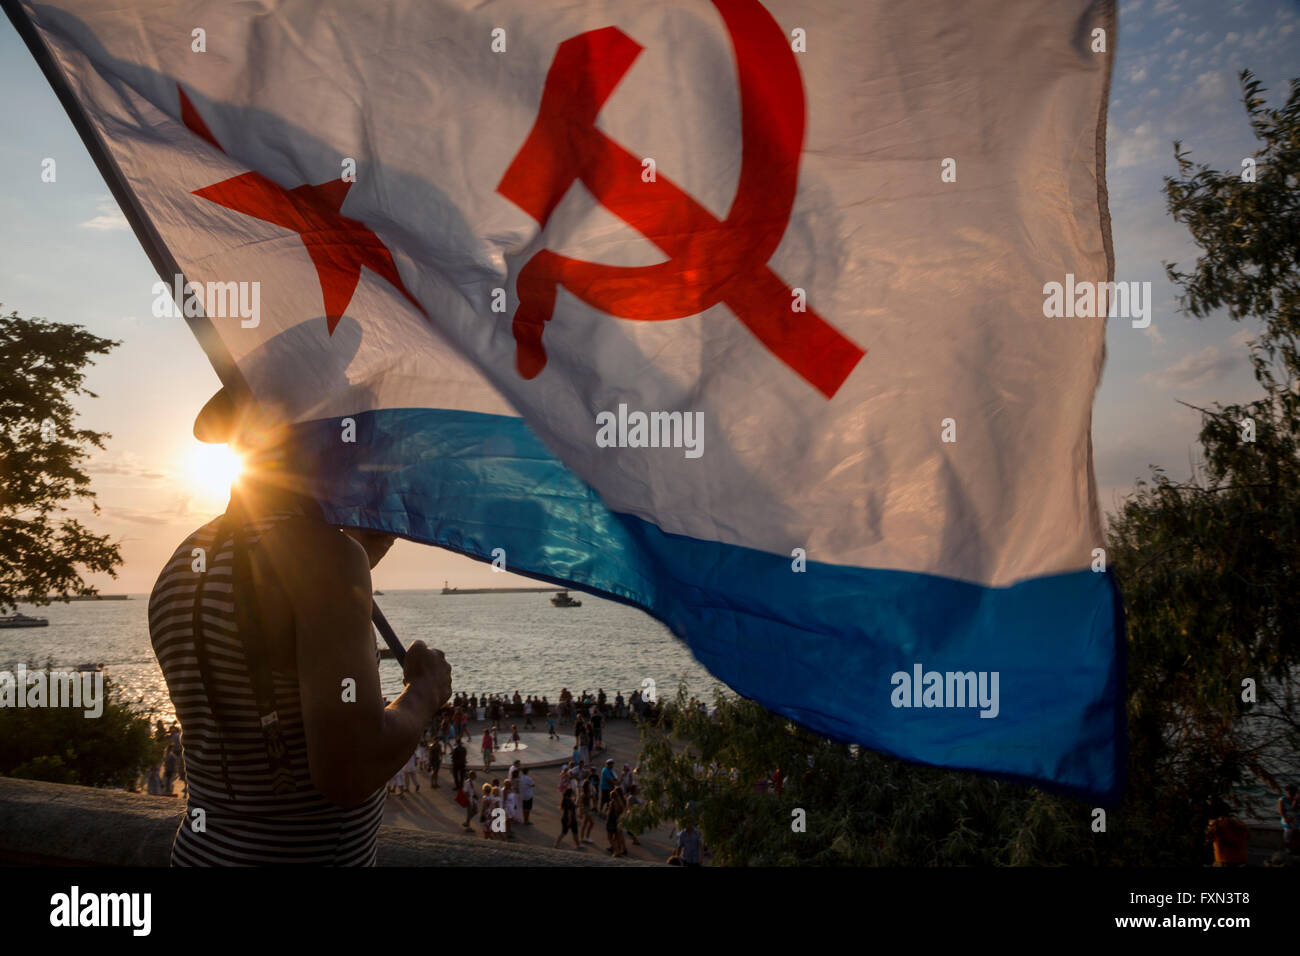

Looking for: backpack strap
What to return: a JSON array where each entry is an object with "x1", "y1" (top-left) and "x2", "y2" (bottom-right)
[
  {"x1": 190, "y1": 518, "x2": 236, "y2": 799},
  {"x1": 224, "y1": 492, "x2": 298, "y2": 796}
]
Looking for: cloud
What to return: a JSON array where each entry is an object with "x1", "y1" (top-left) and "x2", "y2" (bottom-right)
[
  {"x1": 1145, "y1": 345, "x2": 1242, "y2": 390},
  {"x1": 1190, "y1": 70, "x2": 1230, "y2": 107},
  {"x1": 1111, "y1": 120, "x2": 1164, "y2": 170},
  {"x1": 1229, "y1": 328, "x2": 1256, "y2": 349},
  {"x1": 1238, "y1": 25, "x2": 1269, "y2": 50},
  {"x1": 96, "y1": 507, "x2": 174, "y2": 526},
  {"x1": 89, "y1": 453, "x2": 169, "y2": 480},
  {"x1": 79, "y1": 196, "x2": 129, "y2": 231},
  {"x1": 96, "y1": 495, "x2": 198, "y2": 527}
]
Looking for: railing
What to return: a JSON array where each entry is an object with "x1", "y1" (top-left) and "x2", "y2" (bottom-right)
[{"x1": 0, "y1": 777, "x2": 644, "y2": 866}]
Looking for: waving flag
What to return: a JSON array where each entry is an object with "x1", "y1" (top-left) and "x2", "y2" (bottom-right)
[{"x1": 7, "y1": 0, "x2": 1125, "y2": 801}]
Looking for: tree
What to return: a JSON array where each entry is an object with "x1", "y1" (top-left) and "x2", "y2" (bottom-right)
[
  {"x1": 0, "y1": 308, "x2": 123, "y2": 611},
  {"x1": 626, "y1": 684, "x2": 1100, "y2": 866},
  {"x1": 0, "y1": 661, "x2": 162, "y2": 789},
  {"x1": 1106, "y1": 70, "x2": 1300, "y2": 863}
]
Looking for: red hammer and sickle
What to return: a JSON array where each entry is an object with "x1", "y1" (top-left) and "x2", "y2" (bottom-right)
[{"x1": 496, "y1": 0, "x2": 864, "y2": 399}]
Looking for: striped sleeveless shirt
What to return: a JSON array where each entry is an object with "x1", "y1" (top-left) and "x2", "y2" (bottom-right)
[{"x1": 148, "y1": 508, "x2": 384, "y2": 866}]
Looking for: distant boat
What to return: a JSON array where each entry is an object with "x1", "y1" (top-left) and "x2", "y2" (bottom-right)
[
  {"x1": 376, "y1": 644, "x2": 397, "y2": 660},
  {"x1": 0, "y1": 613, "x2": 49, "y2": 628},
  {"x1": 374, "y1": 590, "x2": 385, "y2": 596},
  {"x1": 550, "y1": 590, "x2": 582, "y2": 608}
]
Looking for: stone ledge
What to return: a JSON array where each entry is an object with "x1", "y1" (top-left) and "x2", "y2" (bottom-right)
[{"x1": 0, "y1": 777, "x2": 648, "y2": 867}]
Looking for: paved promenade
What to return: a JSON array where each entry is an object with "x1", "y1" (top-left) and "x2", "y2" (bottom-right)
[{"x1": 382, "y1": 716, "x2": 685, "y2": 863}]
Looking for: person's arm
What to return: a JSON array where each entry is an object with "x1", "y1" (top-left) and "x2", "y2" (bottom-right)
[{"x1": 266, "y1": 519, "x2": 450, "y2": 808}]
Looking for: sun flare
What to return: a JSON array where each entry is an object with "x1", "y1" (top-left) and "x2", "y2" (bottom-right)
[{"x1": 186, "y1": 441, "x2": 243, "y2": 501}]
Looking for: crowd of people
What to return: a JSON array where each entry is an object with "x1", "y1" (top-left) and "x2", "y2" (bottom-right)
[
  {"x1": 442, "y1": 686, "x2": 663, "y2": 725},
  {"x1": 380, "y1": 687, "x2": 695, "y2": 861}
]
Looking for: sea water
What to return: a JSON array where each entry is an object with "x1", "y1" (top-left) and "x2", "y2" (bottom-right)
[{"x1": 2, "y1": 589, "x2": 720, "y2": 726}]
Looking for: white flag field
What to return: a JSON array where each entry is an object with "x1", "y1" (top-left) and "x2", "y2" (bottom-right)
[{"x1": 8, "y1": 0, "x2": 1126, "y2": 800}]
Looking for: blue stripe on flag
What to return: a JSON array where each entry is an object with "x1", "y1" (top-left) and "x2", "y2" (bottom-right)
[{"x1": 289, "y1": 407, "x2": 1126, "y2": 803}]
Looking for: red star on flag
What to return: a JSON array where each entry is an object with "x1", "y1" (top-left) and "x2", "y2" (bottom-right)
[{"x1": 179, "y1": 85, "x2": 424, "y2": 334}]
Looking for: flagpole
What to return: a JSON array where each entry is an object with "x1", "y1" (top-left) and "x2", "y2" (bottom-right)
[
  {"x1": 370, "y1": 601, "x2": 406, "y2": 667},
  {"x1": 1, "y1": 0, "x2": 252, "y2": 409}
]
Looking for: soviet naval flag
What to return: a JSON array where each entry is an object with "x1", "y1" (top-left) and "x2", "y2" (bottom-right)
[{"x1": 7, "y1": 0, "x2": 1125, "y2": 801}]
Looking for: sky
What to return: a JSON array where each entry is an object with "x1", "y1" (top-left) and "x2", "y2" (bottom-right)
[{"x1": 2, "y1": 0, "x2": 1298, "y2": 594}]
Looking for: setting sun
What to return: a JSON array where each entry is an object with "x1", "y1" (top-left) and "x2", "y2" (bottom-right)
[{"x1": 185, "y1": 441, "x2": 243, "y2": 501}]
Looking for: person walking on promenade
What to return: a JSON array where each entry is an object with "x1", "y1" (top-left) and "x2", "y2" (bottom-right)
[
  {"x1": 147, "y1": 761, "x2": 165, "y2": 796},
  {"x1": 592, "y1": 708, "x2": 604, "y2": 753},
  {"x1": 606, "y1": 786, "x2": 628, "y2": 856},
  {"x1": 509, "y1": 723, "x2": 521, "y2": 751},
  {"x1": 163, "y1": 745, "x2": 179, "y2": 795},
  {"x1": 460, "y1": 770, "x2": 478, "y2": 831},
  {"x1": 579, "y1": 771, "x2": 597, "y2": 845},
  {"x1": 671, "y1": 821, "x2": 703, "y2": 867},
  {"x1": 555, "y1": 786, "x2": 581, "y2": 849},
  {"x1": 430, "y1": 738, "x2": 443, "y2": 788},
  {"x1": 600, "y1": 758, "x2": 617, "y2": 813},
  {"x1": 451, "y1": 738, "x2": 467, "y2": 791},
  {"x1": 547, "y1": 711, "x2": 558, "y2": 739},
  {"x1": 518, "y1": 766, "x2": 536, "y2": 825},
  {"x1": 505, "y1": 779, "x2": 523, "y2": 838},
  {"x1": 479, "y1": 783, "x2": 495, "y2": 838},
  {"x1": 524, "y1": 696, "x2": 535, "y2": 729},
  {"x1": 481, "y1": 728, "x2": 495, "y2": 771},
  {"x1": 401, "y1": 747, "x2": 421, "y2": 793},
  {"x1": 622, "y1": 770, "x2": 643, "y2": 848}
]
